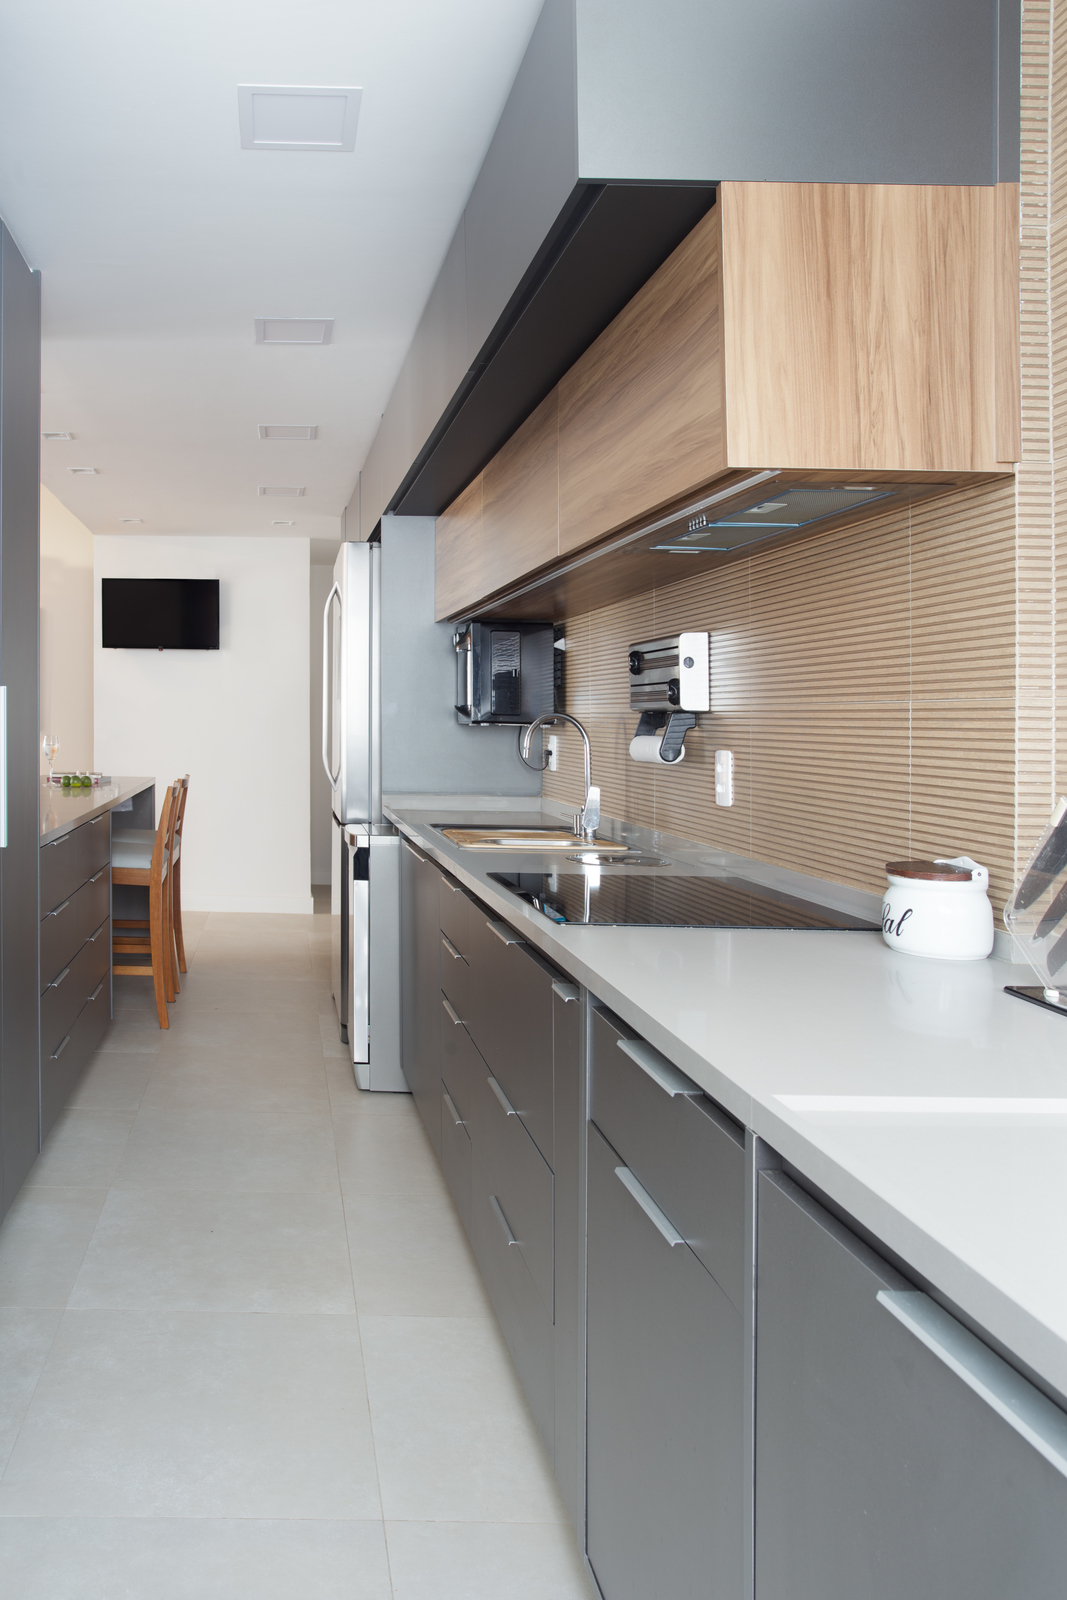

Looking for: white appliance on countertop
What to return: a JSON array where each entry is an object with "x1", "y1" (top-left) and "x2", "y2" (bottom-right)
[{"x1": 323, "y1": 541, "x2": 404, "y2": 1091}]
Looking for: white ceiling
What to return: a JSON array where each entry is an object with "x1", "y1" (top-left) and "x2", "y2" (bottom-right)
[{"x1": 0, "y1": 0, "x2": 544, "y2": 539}]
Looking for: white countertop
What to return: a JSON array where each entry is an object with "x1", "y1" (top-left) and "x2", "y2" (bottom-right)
[
  {"x1": 40, "y1": 776, "x2": 154, "y2": 845},
  {"x1": 386, "y1": 793, "x2": 1067, "y2": 1405}
]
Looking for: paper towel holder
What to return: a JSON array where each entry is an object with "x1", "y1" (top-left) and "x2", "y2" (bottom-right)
[{"x1": 628, "y1": 632, "x2": 708, "y2": 764}]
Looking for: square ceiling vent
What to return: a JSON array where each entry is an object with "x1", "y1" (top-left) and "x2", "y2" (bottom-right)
[
  {"x1": 255, "y1": 318, "x2": 333, "y2": 345},
  {"x1": 238, "y1": 85, "x2": 361, "y2": 152},
  {"x1": 259, "y1": 424, "x2": 318, "y2": 440},
  {"x1": 258, "y1": 486, "x2": 305, "y2": 497}
]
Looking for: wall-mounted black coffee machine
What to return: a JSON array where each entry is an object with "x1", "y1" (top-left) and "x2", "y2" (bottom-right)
[{"x1": 453, "y1": 619, "x2": 560, "y2": 725}]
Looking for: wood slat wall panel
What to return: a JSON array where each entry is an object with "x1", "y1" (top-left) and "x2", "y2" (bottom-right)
[{"x1": 543, "y1": 1, "x2": 1059, "y2": 919}]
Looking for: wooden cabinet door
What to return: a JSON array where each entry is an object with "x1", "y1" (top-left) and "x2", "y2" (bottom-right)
[
  {"x1": 434, "y1": 390, "x2": 559, "y2": 621},
  {"x1": 558, "y1": 204, "x2": 725, "y2": 557}
]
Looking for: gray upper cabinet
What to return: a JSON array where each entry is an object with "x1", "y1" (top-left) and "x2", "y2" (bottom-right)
[
  {"x1": 0, "y1": 220, "x2": 42, "y2": 1219},
  {"x1": 755, "y1": 1171, "x2": 1067, "y2": 1600}
]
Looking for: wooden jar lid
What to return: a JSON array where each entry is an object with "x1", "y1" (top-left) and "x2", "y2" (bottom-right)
[{"x1": 885, "y1": 858, "x2": 973, "y2": 881}]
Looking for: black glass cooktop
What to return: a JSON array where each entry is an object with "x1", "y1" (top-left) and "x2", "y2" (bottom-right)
[{"x1": 488, "y1": 870, "x2": 879, "y2": 931}]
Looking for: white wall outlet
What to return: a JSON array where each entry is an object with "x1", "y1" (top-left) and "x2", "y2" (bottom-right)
[
  {"x1": 714, "y1": 749, "x2": 734, "y2": 807},
  {"x1": 678, "y1": 631, "x2": 710, "y2": 712},
  {"x1": 546, "y1": 735, "x2": 559, "y2": 773}
]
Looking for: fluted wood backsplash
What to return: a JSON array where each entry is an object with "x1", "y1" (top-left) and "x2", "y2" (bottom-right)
[{"x1": 544, "y1": 0, "x2": 1061, "y2": 920}]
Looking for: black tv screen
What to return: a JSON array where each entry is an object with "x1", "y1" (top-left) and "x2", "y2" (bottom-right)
[{"x1": 101, "y1": 579, "x2": 220, "y2": 649}]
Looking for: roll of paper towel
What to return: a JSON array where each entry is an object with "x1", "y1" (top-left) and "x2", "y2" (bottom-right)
[{"x1": 629, "y1": 735, "x2": 685, "y2": 765}]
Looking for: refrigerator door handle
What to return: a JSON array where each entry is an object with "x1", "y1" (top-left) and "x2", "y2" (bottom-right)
[{"x1": 322, "y1": 582, "x2": 342, "y2": 787}]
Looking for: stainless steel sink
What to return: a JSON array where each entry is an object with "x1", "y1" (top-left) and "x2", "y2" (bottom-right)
[{"x1": 435, "y1": 825, "x2": 631, "y2": 854}]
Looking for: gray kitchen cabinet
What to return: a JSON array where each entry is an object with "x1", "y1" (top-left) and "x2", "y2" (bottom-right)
[
  {"x1": 755, "y1": 1170, "x2": 1067, "y2": 1600},
  {"x1": 399, "y1": 840, "x2": 442, "y2": 1154},
  {"x1": 464, "y1": 907, "x2": 555, "y2": 1165},
  {"x1": 586, "y1": 1006, "x2": 745, "y2": 1600},
  {"x1": 551, "y1": 977, "x2": 584, "y2": 1535},
  {"x1": 1, "y1": 221, "x2": 42, "y2": 1219}
]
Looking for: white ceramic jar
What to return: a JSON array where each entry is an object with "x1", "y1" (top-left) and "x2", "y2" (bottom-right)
[{"x1": 881, "y1": 856, "x2": 994, "y2": 961}]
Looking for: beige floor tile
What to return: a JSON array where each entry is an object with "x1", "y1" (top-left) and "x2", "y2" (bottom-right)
[
  {"x1": 327, "y1": 1063, "x2": 414, "y2": 1116},
  {"x1": 160, "y1": 1009, "x2": 323, "y2": 1055},
  {"x1": 140, "y1": 1051, "x2": 329, "y2": 1113},
  {"x1": 188, "y1": 953, "x2": 314, "y2": 983},
  {"x1": 334, "y1": 1108, "x2": 444, "y2": 1197},
  {"x1": 0, "y1": 1188, "x2": 107, "y2": 1308},
  {"x1": 0, "y1": 1310, "x2": 381, "y2": 1519},
  {"x1": 25, "y1": 1111, "x2": 136, "y2": 1190},
  {"x1": 96, "y1": 1011, "x2": 166, "y2": 1054},
  {"x1": 320, "y1": 1011, "x2": 349, "y2": 1058},
  {"x1": 112, "y1": 1109, "x2": 339, "y2": 1193},
  {"x1": 70, "y1": 1189, "x2": 354, "y2": 1313},
  {"x1": 204, "y1": 911, "x2": 316, "y2": 933},
  {"x1": 0, "y1": 1518, "x2": 393, "y2": 1600},
  {"x1": 360, "y1": 1314, "x2": 566, "y2": 1523},
  {"x1": 386, "y1": 1520, "x2": 594, "y2": 1600},
  {"x1": 0, "y1": 1310, "x2": 62, "y2": 1474},
  {"x1": 65, "y1": 1050, "x2": 156, "y2": 1112},
  {"x1": 164, "y1": 974, "x2": 323, "y2": 1018},
  {"x1": 345, "y1": 1189, "x2": 492, "y2": 1318}
]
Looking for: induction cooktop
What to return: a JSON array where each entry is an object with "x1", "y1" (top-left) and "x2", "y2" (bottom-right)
[{"x1": 488, "y1": 870, "x2": 879, "y2": 930}]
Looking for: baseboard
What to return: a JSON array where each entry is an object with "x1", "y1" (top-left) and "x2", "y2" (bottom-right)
[{"x1": 182, "y1": 895, "x2": 316, "y2": 915}]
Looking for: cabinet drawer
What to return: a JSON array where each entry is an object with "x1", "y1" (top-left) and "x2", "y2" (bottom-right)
[
  {"x1": 40, "y1": 830, "x2": 79, "y2": 916},
  {"x1": 41, "y1": 978, "x2": 110, "y2": 1140},
  {"x1": 440, "y1": 1088, "x2": 473, "y2": 1238},
  {"x1": 590, "y1": 1006, "x2": 745, "y2": 1309},
  {"x1": 471, "y1": 1061, "x2": 553, "y2": 1318},
  {"x1": 41, "y1": 919, "x2": 110, "y2": 1061},
  {"x1": 439, "y1": 932, "x2": 470, "y2": 1022},
  {"x1": 76, "y1": 811, "x2": 111, "y2": 885},
  {"x1": 439, "y1": 872, "x2": 471, "y2": 955},
  {"x1": 465, "y1": 910, "x2": 556, "y2": 1165},
  {"x1": 40, "y1": 867, "x2": 111, "y2": 988}
]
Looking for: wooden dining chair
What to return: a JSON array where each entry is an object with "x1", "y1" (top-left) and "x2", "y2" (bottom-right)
[
  {"x1": 112, "y1": 782, "x2": 179, "y2": 1028},
  {"x1": 172, "y1": 775, "x2": 190, "y2": 974}
]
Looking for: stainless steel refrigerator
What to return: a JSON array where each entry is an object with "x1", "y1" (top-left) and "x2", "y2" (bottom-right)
[{"x1": 322, "y1": 541, "x2": 404, "y2": 1091}]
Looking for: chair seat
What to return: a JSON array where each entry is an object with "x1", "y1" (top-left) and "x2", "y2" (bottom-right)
[
  {"x1": 112, "y1": 838, "x2": 169, "y2": 873},
  {"x1": 117, "y1": 827, "x2": 179, "y2": 861}
]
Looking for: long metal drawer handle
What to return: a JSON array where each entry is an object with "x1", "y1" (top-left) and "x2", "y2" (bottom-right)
[
  {"x1": 486, "y1": 919, "x2": 524, "y2": 947},
  {"x1": 614, "y1": 1165, "x2": 685, "y2": 1247},
  {"x1": 442, "y1": 878, "x2": 463, "y2": 895},
  {"x1": 46, "y1": 899, "x2": 71, "y2": 919},
  {"x1": 877, "y1": 1290, "x2": 1067, "y2": 1480},
  {"x1": 441, "y1": 996, "x2": 464, "y2": 1027},
  {"x1": 487, "y1": 1074, "x2": 518, "y2": 1117},
  {"x1": 490, "y1": 1194, "x2": 520, "y2": 1247},
  {"x1": 551, "y1": 980, "x2": 580, "y2": 1003},
  {"x1": 440, "y1": 934, "x2": 464, "y2": 963},
  {"x1": 89, "y1": 867, "x2": 108, "y2": 883},
  {"x1": 47, "y1": 834, "x2": 70, "y2": 848},
  {"x1": 87, "y1": 923, "x2": 107, "y2": 943},
  {"x1": 443, "y1": 1089, "x2": 465, "y2": 1128},
  {"x1": 88, "y1": 979, "x2": 105, "y2": 1003},
  {"x1": 617, "y1": 1037, "x2": 702, "y2": 1098},
  {"x1": 47, "y1": 966, "x2": 71, "y2": 990},
  {"x1": 50, "y1": 1033, "x2": 71, "y2": 1061}
]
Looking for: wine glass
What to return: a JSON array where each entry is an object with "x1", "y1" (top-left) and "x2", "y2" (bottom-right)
[{"x1": 41, "y1": 732, "x2": 59, "y2": 783}]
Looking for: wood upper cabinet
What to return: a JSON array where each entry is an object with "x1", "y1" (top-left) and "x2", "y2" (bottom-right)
[
  {"x1": 434, "y1": 390, "x2": 558, "y2": 621},
  {"x1": 435, "y1": 181, "x2": 1018, "y2": 620}
]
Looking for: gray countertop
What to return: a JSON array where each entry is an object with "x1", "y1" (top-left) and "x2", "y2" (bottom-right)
[
  {"x1": 39, "y1": 777, "x2": 154, "y2": 845},
  {"x1": 385, "y1": 792, "x2": 1067, "y2": 1405}
]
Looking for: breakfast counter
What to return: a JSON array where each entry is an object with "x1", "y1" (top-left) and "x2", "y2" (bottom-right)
[
  {"x1": 40, "y1": 776, "x2": 154, "y2": 845},
  {"x1": 386, "y1": 792, "x2": 1067, "y2": 1406}
]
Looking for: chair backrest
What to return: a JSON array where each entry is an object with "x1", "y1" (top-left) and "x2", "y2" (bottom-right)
[
  {"x1": 151, "y1": 783, "x2": 179, "y2": 881},
  {"x1": 174, "y1": 774, "x2": 190, "y2": 842}
]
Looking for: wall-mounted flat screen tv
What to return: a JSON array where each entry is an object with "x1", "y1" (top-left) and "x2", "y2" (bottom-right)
[{"x1": 101, "y1": 578, "x2": 220, "y2": 649}]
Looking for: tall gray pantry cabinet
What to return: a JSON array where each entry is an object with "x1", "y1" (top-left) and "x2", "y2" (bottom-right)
[{"x1": 0, "y1": 221, "x2": 41, "y2": 1222}]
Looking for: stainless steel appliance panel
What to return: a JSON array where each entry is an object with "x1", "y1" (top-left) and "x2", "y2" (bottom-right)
[
  {"x1": 362, "y1": 831, "x2": 404, "y2": 1092},
  {"x1": 347, "y1": 827, "x2": 369, "y2": 1064},
  {"x1": 330, "y1": 813, "x2": 347, "y2": 1042},
  {"x1": 327, "y1": 541, "x2": 381, "y2": 826}
]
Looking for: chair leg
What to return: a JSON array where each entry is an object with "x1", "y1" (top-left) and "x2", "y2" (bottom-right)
[
  {"x1": 162, "y1": 870, "x2": 177, "y2": 1002},
  {"x1": 149, "y1": 880, "x2": 169, "y2": 1028},
  {"x1": 173, "y1": 859, "x2": 187, "y2": 974}
]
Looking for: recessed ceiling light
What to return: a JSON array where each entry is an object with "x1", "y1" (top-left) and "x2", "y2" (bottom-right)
[
  {"x1": 68, "y1": 466, "x2": 97, "y2": 475},
  {"x1": 237, "y1": 84, "x2": 361, "y2": 152},
  {"x1": 258, "y1": 424, "x2": 318, "y2": 440},
  {"x1": 119, "y1": 517, "x2": 142, "y2": 524},
  {"x1": 254, "y1": 318, "x2": 333, "y2": 345},
  {"x1": 42, "y1": 431, "x2": 73, "y2": 441},
  {"x1": 258, "y1": 486, "x2": 305, "y2": 497},
  {"x1": 271, "y1": 519, "x2": 297, "y2": 526}
]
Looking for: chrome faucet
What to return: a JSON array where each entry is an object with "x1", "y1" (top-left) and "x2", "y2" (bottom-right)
[{"x1": 521, "y1": 713, "x2": 601, "y2": 841}]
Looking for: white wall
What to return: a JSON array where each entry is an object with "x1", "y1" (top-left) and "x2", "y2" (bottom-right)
[
  {"x1": 40, "y1": 487, "x2": 94, "y2": 771},
  {"x1": 310, "y1": 561, "x2": 334, "y2": 884},
  {"x1": 95, "y1": 535, "x2": 312, "y2": 914}
]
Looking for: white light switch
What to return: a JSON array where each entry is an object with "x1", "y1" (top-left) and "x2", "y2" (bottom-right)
[{"x1": 714, "y1": 749, "x2": 734, "y2": 807}]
